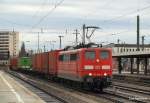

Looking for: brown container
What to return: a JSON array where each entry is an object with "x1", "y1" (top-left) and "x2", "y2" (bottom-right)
[
  {"x1": 10, "y1": 57, "x2": 18, "y2": 70},
  {"x1": 48, "y1": 50, "x2": 61, "y2": 76},
  {"x1": 32, "y1": 54, "x2": 36, "y2": 71},
  {"x1": 37, "y1": 53, "x2": 42, "y2": 72},
  {"x1": 41, "y1": 52, "x2": 49, "y2": 74}
]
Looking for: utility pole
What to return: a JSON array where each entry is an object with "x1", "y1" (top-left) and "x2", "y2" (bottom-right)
[
  {"x1": 58, "y1": 36, "x2": 64, "y2": 49},
  {"x1": 38, "y1": 32, "x2": 39, "y2": 52},
  {"x1": 142, "y1": 36, "x2": 145, "y2": 50},
  {"x1": 117, "y1": 39, "x2": 120, "y2": 53},
  {"x1": 137, "y1": 15, "x2": 140, "y2": 51},
  {"x1": 137, "y1": 15, "x2": 140, "y2": 74},
  {"x1": 73, "y1": 29, "x2": 80, "y2": 45},
  {"x1": 37, "y1": 28, "x2": 43, "y2": 53},
  {"x1": 117, "y1": 39, "x2": 120, "y2": 44},
  {"x1": 82, "y1": 24, "x2": 86, "y2": 44},
  {"x1": 43, "y1": 45, "x2": 46, "y2": 52}
]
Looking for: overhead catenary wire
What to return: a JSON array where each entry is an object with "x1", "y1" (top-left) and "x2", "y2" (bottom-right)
[
  {"x1": 0, "y1": 17, "x2": 31, "y2": 27},
  {"x1": 31, "y1": 0, "x2": 65, "y2": 30},
  {"x1": 1, "y1": 0, "x2": 150, "y2": 38},
  {"x1": 95, "y1": 29, "x2": 133, "y2": 40},
  {"x1": 31, "y1": 0, "x2": 49, "y2": 18},
  {"x1": 80, "y1": 1, "x2": 150, "y2": 42},
  {"x1": 83, "y1": 0, "x2": 114, "y2": 22},
  {"x1": 100, "y1": 4, "x2": 150, "y2": 24},
  {"x1": 95, "y1": 4, "x2": 150, "y2": 37}
]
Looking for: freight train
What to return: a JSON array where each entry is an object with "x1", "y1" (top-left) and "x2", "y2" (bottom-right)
[{"x1": 10, "y1": 47, "x2": 112, "y2": 91}]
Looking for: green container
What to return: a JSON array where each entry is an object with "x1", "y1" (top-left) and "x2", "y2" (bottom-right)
[{"x1": 18, "y1": 57, "x2": 32, "y2": 70}]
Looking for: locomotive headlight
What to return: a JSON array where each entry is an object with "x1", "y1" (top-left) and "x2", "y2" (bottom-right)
[
  {"x1": 104, "y1": 73, "x2": 107, "y2": 76},
  {"x1": 96, "y1": 59, "x2": 100, "y2": 63},
  {"x1": 89, "y1": 73, "x2": 92, "y2": 76}
]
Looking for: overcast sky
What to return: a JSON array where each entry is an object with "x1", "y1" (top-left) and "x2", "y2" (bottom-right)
[{"x1": 0, "y1": 0, "x2": 150, "y2": 51}]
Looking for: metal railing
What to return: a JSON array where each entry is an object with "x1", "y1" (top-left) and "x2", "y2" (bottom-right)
[{"x1": 113, "y1": 49, "x2": 150, "y2": 56}]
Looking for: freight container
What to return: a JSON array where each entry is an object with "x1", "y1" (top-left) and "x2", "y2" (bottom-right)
[
  {"x1": 10, "y1": 58, "x2": 18, "y2": 70},
  {"x1": 32, "y1": 54, "x2": 37, "y2": 71},
  {"x1": 48, "y1": 50, "x2": 61, "y2": 76},
  {"x1": 18, "y1": 57, "x2": 32, "y2": 70},
  {"x1": 37, "y1": 53, "x2": 42, "y2": 72},
  {"x1": 41, "y1": 52, "x2": 49, "y2": 74}
]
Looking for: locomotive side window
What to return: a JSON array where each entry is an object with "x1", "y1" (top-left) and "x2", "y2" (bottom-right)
[
  {"x1": 59, "y1": 55, "x2": 63, "y2": 61},
  {"x1": 70, "y1": 54, "x2": 77, "y2": 61},
  {"x1": 85, "y1": 51, "x2": 95, "y2": 60},
  {"x1": 100, "y1": 51, "x2": 109, "y2": 59},
  {"x1": 63, "y1": 54, "x2": 70, "y2": 61}
]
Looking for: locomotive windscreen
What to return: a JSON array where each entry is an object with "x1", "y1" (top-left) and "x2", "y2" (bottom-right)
[
  {"x1": 85, "y1": 51, "x2": 95, "y2": 60},
  {"x1": 100, "y1": 51, "x2": 109, "y2": 59}
]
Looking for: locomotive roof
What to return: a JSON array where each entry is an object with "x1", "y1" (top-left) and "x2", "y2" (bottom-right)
[{"x1": 59, "y1": 47, "x2": 111, "y2": 54}]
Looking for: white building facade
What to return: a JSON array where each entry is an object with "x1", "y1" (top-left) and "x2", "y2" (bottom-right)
[{"x1": 0, "y1": 31, "x2": 19, "y2": 65}]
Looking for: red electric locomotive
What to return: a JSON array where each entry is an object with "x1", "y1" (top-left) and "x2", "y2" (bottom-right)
[
  {"x1": 31, "y1": 45, "x2": 112, "y2": 91},
  {"x1": 57, "y1": 47, "x2": 112, "y2": 90}
]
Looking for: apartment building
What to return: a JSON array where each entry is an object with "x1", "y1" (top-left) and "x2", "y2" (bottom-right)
[{"x1": 0, "y1": 31, "x2": 19, "y2": 65}]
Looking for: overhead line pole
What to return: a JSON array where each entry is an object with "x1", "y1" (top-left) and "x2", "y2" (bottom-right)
[
  {"x1": 137, "y1": 15, "x2": 140, "y2": 74},
  {"x1": 73, "y1": 29, "x2": 80, "y2": 45},
  {"x1": 137, "y1": 15, "x2": 140, "y2": 51},
  {"x1": 38, "y1": 32, "x2": 39, "y2": 52},
  {"x1": 82, "y1": 24, "x2": 86, "y2": 44},
  {"x1": 58, "y1": 35, "x2": 64, "y2": 49},
  {"x1": 142, "y1": 36, "x2": 145, "y2": 50},
  {"x1": 37, "y1": 28, "x2": 43, "y2": 53}
]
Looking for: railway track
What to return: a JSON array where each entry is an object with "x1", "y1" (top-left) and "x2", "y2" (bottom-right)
[
  {"x1": 112, "y1": 78, "x2": 150, "y2": 87},
  {"x1": 112, "y1": 82, "x2": 150, "y2": 95},
  {"x1": 103, "y1": 81, "x2": 150, "y2": 103},
  {"x1": 103, "y1": 88, "x2": 149, "y2": 103},
  {"x1": 6, "y1": 70, "x2": 68, "y2": 103},
  {"x1": 6, "y1": 70, "x2": 150, "y2": 103}
]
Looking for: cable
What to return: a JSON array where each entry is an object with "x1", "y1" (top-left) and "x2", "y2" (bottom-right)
[
  {"x1": 22, "y1": 30, "x2": 66, "y2": 35},
  {"x1": 31, "y1": 0, "x2": 49, "y2": 18},
  {"x1": 98, "y1": 30, "x2": 132, "y2": 39},
  {"x1": 101, "y1": 4, "x2": 150, "y2": 24},
  {"x1": 0, "y1": 17, "x2": 31, "y2": 27},
  {"x1": 31, "y1": 0, "x2": 65, "y2": 30},
  {"x1": 83, "y1": 0, "x2": 114, "y2": 23}
]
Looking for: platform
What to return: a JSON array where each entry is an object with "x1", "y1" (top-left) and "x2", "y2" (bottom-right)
[{"x1": 0, "y1": 70, "x2": 46, "y2": 103}]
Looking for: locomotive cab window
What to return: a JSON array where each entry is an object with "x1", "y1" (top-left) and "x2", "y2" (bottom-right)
[
  {"x1": 100, "y1": 51, "x2": 109, "y2": 59},
  {"x1": 85, "y1": 51, "x2": 95, "y2": 60},
  {"x1": 59, "y1": 55, "x2": 63, "y2": 61}
]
